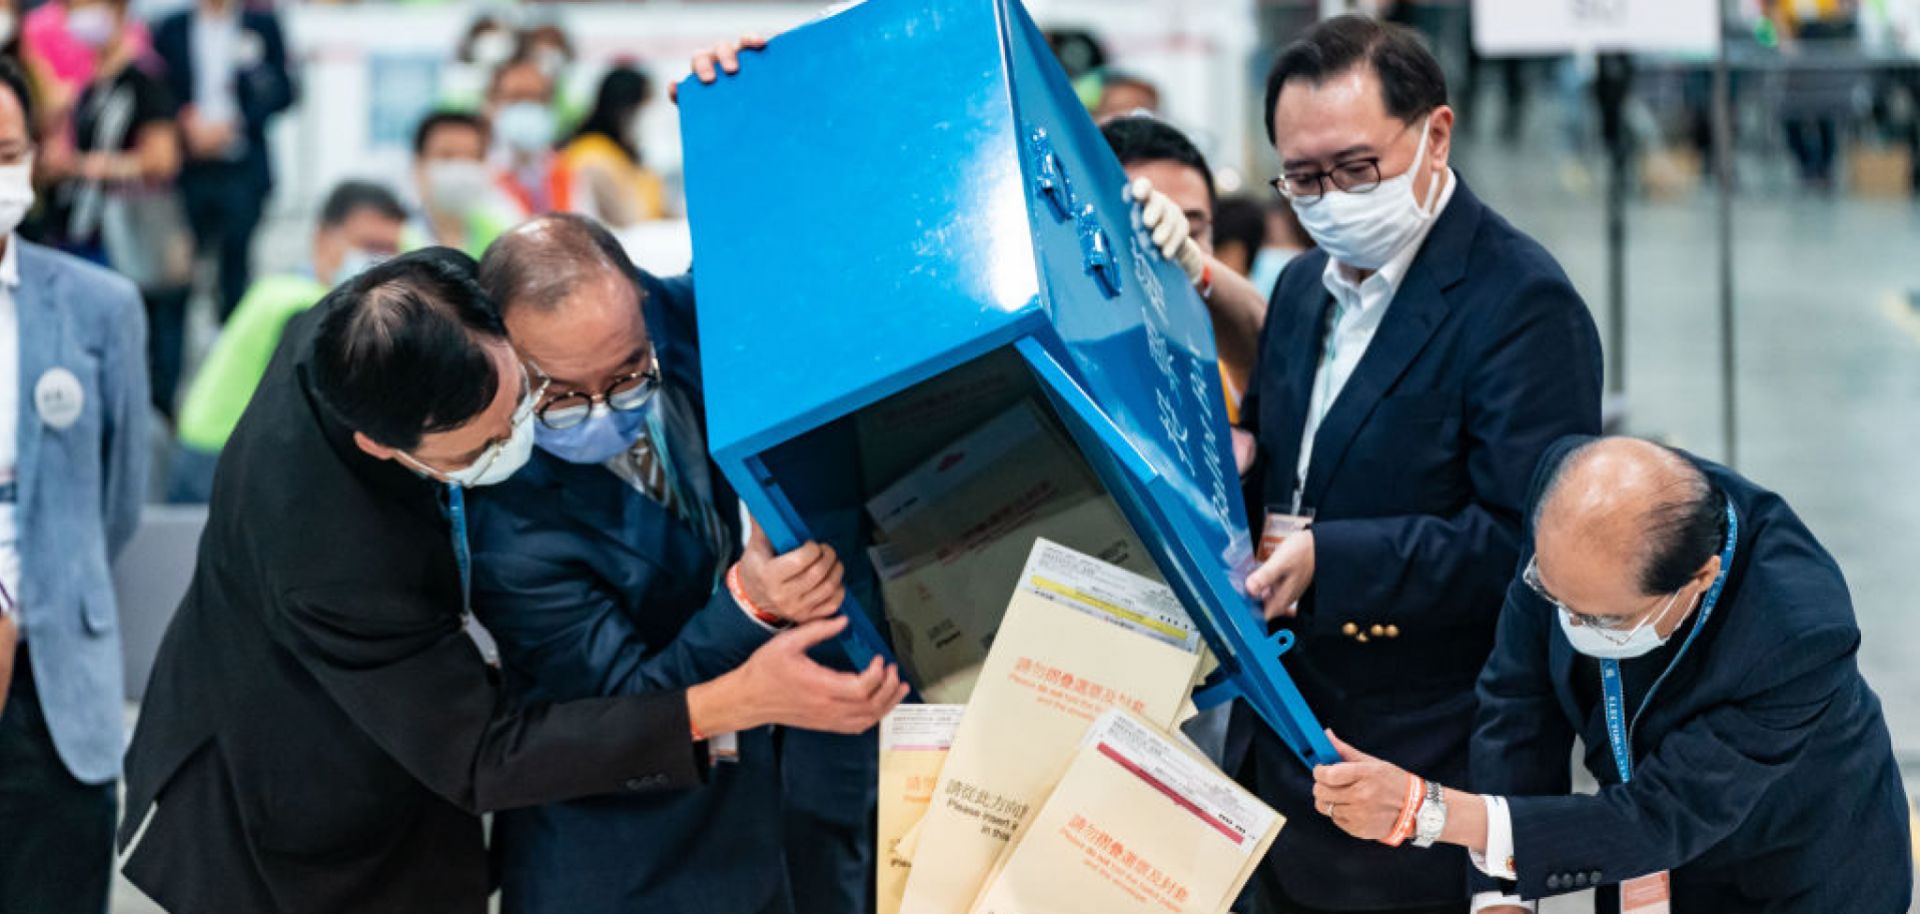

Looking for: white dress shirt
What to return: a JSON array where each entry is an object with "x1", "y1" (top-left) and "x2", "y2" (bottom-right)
[
  {"x1": 0, "y1": 235, "x2": 22, "y2": 612},
  {"x1": 1470, "y1": 795, "x2": 1533, "y2": 912},
  {"x1": 191, "y1": 4, "x2": 245, "y2": 156},
  {"x1": 1292, "y1": 168, "x2": 1458, "y2": 510}
]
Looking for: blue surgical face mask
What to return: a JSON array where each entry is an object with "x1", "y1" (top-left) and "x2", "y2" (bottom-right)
[
  {"x1": 1248, "y1": 246, "x2": 1297, "y2": 300},
  {"x1": 534, "y1": 400, "x2": 651, "y2": 465}
]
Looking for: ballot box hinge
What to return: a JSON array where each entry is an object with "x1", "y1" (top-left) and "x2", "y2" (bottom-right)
[{"x1": 1076, "y1": 206, "x2": 1121, "y2": 298}]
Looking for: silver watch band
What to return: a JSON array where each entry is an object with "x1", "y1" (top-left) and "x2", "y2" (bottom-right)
[{"x1": 1412, "y1": 779, "x2": 1446, "y2": 848}]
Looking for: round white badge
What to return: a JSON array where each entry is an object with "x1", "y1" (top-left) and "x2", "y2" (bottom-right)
[{"x1": 34, "y1": 367, "x2": 85, "y2": 430}]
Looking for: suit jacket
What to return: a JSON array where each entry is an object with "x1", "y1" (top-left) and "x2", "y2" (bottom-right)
[
  {"x1": 1471, "y1": 436, "x2": 1912, "y2": 912},
  {"x1": 1238, "y1": 179, "x2": 1604, "y2": 908},
  {"x1": 467, "y1": 270, "x2": 791, "y2": 914},
  {"x1": 6, "y1": 240, "x2": 148, "y2": 784},
  {"x1": 151, "y1": 5, "x2": 295, "y2": 187},
  {"x1": 119, "y1": 303, "x2": 707, "y2": 914}
]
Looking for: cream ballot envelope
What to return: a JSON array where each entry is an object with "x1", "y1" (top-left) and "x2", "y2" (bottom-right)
[
  {"x1": 898, "y1": 540, "x2": 1203, "y2": 914},
  {"x1": 972, "y1": 709, "x2": 1282, "y2": 914},
  {"x1": 879, "y1": 705, "x2": 967, "y2": 914}
]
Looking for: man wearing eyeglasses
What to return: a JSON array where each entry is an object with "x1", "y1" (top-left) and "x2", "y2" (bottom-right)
[
  {"x1": 459, "y1": 213, "x2": 875, "y2": 914},
  {"x1": 1228, "y1": 15, "x2": 1604, "y2": 914},
  {"x1": 1309, "y1": 435, "x2": 1912, "y2": 913},
  {"x1": 117, "y1": 243, "x2": 906, "y2": 914}
]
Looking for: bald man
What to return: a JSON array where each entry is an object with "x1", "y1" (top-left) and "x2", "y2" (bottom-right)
[{"x1": 1306, "y1": 435, "x2": 1911, "y2": 913}]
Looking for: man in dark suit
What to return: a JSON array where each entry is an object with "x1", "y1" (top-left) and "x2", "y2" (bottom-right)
[
  {"x1": 1310, "y1": 436, "x2": 1913, "y2": 914},
  {"x1": 117, "y1": 248, "x2": 905, "y2": 914},
  {"x1": 466, "y1": 216, "x2": 853, "y2": 914},
  {"x1": 152, "y1": 0, "x2": 296, "y2": 322},
  {"x1": 1234, "y1": 16, "x2": 1603, "y2": 913}
]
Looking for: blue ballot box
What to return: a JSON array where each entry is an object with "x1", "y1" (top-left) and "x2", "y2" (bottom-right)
[{"x1": 678, "y1": 0, "x2": 1338, "y2": 769}]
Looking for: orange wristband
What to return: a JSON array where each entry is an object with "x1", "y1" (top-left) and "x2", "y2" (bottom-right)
[
  {"x1": 727, "y1": 564, "x2": 789, "y2": 629},
  {"x1": 690, "y1": 719, "x2": 707, "y2": 743},
  {"x1": 1384, "y1": 774, "x2": 1424, "y2": 847}
]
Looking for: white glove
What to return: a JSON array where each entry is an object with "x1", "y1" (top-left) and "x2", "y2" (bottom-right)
[{"x1": 1126, "y1": 176, "x2": 1207, "y2": 284}]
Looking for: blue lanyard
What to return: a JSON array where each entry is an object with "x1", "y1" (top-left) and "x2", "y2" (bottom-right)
[
  {"x1": 1600, "y1": 502, "x2": 1738, "y2": 783},
  {"x1": 446, "y1": 484, "x2": 500, "y2": 667}
]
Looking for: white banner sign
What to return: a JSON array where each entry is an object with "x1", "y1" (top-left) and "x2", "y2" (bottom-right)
[{"x1": 1471, "y1": 0, "x2": 1719, "y2": 55}]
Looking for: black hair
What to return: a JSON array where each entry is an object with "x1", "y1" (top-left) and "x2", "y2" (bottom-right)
[
  {"x1": 568, "y1": 66, "x2": 652, "y2": 164},
  {"x1": 478, "y1": 213, "x2": 642, "y2": 316},
  {"x1": 1045, "y1": 29, "x2": 1108, "y2": 80},
  {"x1": 1639, "y1": 472, "x2": 1729, "y2": 596},
  {"x1": 1212, "y1": 196, "x2": 1267, "y2": 259},
  {"x1": 310, "y1": 248, "x2": 506, "y2": 451},
  {"x1": 319, "y1": 181, "x2": 407, "y2": 229},
  {"x1": 1100, "y1": 115, "x2": 1215, "y2": 203},
  {"x1": 1263, "y1": 15, "x2": 1447, "y2": 144},
  {"x1": 413, "y1": 110, "x2": 490, "y2": 158},
  {"x1": 0, "y1": 57, "x2": 37, "y2": 144}
]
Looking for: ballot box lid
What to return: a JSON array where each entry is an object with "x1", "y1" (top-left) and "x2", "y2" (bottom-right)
[{"x1": 680, "y1": 0, "x2": 1337, "y2": 769}]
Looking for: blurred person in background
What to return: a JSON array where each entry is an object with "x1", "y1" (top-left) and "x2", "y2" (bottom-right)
[
  {"x1": 1774, "y1": 0, "x2": 1861, "y2": 191},
  {"x1": 1250, "y1": 198, "x2": 1315, "y2": 299},
  {"x1": 1044, "y1": 27, "x2": 1109, "y2": 111},
  {"x1": 408, "y1": 110, "x2": 515, "y2": 258},
  {"x1": 168, "y1": 180, "x2": 407, "y2": 503},
  {"x1": 33, "y1": 0, "x2": 187, "y2": 421},
  {"x1": 18, "y1": 0, "x2": 152, "y2": 143},
  {"x1": 1212, "y1": 196, "x2": 1267, "y2": 281},
  {"x1": 488, "y1": 54, "x2": 560, "y2": 217},
  {"x1": 153, "y1": 0, "x2": 294, "y2": 323},
  {"x1": 518, "y1": 23, "x2": 584, "y2": 135},
  {"x1": 557, "y1": 65, "x2": 671, "y2": 226},
  {"x1": 1094, "y1": 70, "x2": 1160, "y2": 120},
  {"x1": 0, "y1": 56, "x2": 149, "y2": 914},
  {"x1": 439, "y1": 13, "x2": 515, "y2": 113}
]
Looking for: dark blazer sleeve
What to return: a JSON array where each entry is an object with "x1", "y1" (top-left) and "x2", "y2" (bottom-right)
[
  {"x1": 152, "y1": 15, "x2": 192, "y2": 111},
  {"x1": 471, "y1": 548, "x2": 771, "y2": 698},
  {"x1": 1309, "y1": 274, "x2": 1603, "y2": 634},
  {"x1": 278, "y1": 582, "x2": 707, "y2": 814},
  {"x1": 1501, "y1": 623, "x2": 1857, "y2": 898},
  {"x1": 1467, "y1": 581, "x2": 1578, "y2": 895}
]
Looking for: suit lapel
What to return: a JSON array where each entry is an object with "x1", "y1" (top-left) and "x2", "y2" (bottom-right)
[
  {"x1": 1297, "y1": 179, "x2": 1484, "y2": 508},
  {"x1": 1269, "y1": 286, "x2": 1336, "y2": 490},
  {"x1": 1299, "y1": 264, "x2": 1449, "y2": 506},
  {"x1": 12, "y1": 245, "x2": 57, "y2": 522}
]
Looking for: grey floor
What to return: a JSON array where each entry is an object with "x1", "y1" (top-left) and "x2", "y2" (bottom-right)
[{"x1": 107, "y1": 114, "x2": 1919, "y2": 914}]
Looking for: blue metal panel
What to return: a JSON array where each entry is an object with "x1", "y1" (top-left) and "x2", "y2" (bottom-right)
[{"x1": 679, "y1": 0, "x2": 1336, "y2": 769}]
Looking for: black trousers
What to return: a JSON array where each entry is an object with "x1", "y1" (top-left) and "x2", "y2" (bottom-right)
[
  {"x1": 0, "y1": 644, "x2": 117, "y2": 914},
  {"x1": 180, "y1": 161, "x2": 266, "y2": 324}
]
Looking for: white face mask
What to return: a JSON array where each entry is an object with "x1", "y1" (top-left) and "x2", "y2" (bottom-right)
[
  {"x1": 399, "y1": 377, "x2": 539, "y2": 489},
  {"x1": 1558, "y1": 588, "x2": 1694, "y2": 661},
  {"x1": 423, "y1": 159, "x2": 492, "y2": 216},
  {"x1": 0, "y1": 10, "x2": 19, "y2": 46},
  {"x1": 1291, "y1": 114, "x2": 1441, "y2": 272},
  {"x1": 494, "y1": 102, "x2": 555, "y2": 156},
  {"x1": 0, "y1": 159, "x2": 34, "y2": 237},
  {"x1": 327, "y1": 247, "x2": 385, "y2": 288},
  {"x1": 469, "y1": 30, "x2": 514, "y2": 68}
]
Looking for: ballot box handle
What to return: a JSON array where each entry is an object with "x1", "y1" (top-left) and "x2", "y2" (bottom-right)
[
  {"x1": 1076, "y1": 207, "x2": 1122, "y2": 298},
  {"x1": 1027, "y1": 127, "x2": 1072, "y2": 222}
]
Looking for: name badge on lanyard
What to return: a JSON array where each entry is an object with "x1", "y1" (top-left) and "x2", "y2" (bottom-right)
[
  {"x1": 447, "y1": 484, "x2": 502, "y2": 668},
  {"x1": 1602, "y1": 502, "x2": 1738, "y2": 914}
]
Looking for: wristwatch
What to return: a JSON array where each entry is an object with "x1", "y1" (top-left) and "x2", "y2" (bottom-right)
[{"x1": 1412, "y1": 779, "x2": 1447, "y2": 848}]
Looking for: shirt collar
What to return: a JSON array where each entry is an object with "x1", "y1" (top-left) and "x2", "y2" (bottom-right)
[
  {"x1": 1321, "y1": 166, "x2": 1459, "y2": 304},
  {"x1": 1, "y1": 234, "x2": 20, "y2": 289}
]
